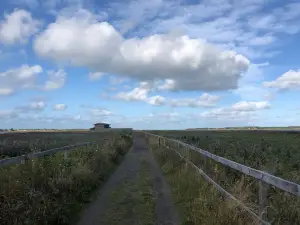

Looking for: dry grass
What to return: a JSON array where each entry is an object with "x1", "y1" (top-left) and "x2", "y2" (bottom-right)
[
  {"x1": 0, "y1": 133, "x2": 132, "y2": 225},
  {"x1": 150, "y1": 131, "x2": 300, "y2": 224},
  {"x1": 148, "y1": 138, "x2": 259, "y2": 225}
]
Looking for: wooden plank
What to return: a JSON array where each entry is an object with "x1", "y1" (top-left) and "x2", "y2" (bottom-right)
[{"x1": 143, "y1": 132, "x2": 300, "y2": 197}]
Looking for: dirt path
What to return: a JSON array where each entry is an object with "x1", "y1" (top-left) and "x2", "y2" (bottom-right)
[{"x1": 77, "y1": 132, "x2": 179, "y2": 225}]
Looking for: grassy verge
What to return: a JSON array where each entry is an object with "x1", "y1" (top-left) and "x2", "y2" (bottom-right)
[
  {"x1": 148, "y1": 131, "x2": 300, "y2": 224},
  {"x1": 0, "y1": 133, "x2": 132, "y2": 225},
  {"x1": 99, "y1": 160, "x2": 156, "y2": 225},
  {"x1": 148, "y1": 139, "x2": 258, "y2": 225}
]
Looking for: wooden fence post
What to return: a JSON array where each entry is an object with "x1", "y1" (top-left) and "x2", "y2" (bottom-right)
[{"x1": 258, "y1": 180, "x2": 268, "y2": 224}]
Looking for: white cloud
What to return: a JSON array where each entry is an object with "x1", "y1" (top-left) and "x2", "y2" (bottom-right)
[
  {"x1": 247, "y1": 35, "x2": 276, "y2": 46},
  {"x1": 89, "y1": 72, "x2": 103, "y2": 81},
  {"x1": 54, "y1": 103, "x2": 67, "y2": 110},
  {"x1": 201, "y1": 108, "x2": 257, "y2": 121},
  {"x1": 109, "y1": 76, "x2": 127, "y2": 85},
  {"x1": 0, "y1": 88, "x2": 14, "y2": 95},
  {"x1": 169, "y1": 93, "x2": 220, "y2": 108},
  {"x1": 34, "y1": 9, "x2": 250, "y2": 92},
  {"x1": 148, "y1": 112, "x2": 181, "y2": 123},
  {"x1": 107, "y1": 0, "x2": 300, "y2": 62},
  {"x1": 115, "y1": 82, "x2": 149, "y2": 102},
  {"x1": 114, "y1": 82, "x2": 165, "y2": 106},
  {"x1": 231, "y1": 101, "x2": 270, "y2": 111},
  {"x1": 43, "y1": 69, "x2": 66, "y2": 90},
  {"x1": 115, "y1": 83, "x2": 220, "y2": 107},
  {"x1": 147, "y1": 95, "x2": 165, "y2": 106},
  {"x1": 263, "y1": 70, "x2": 300, "y2": 90},
  {"x1": 0, "y1": 9, "x2": 40, "y2": 45},
  {"x1": 0, "y1": 110, "x2": 18, "y2": 119},
  {"x1": 0, "y1": 64, "x2": 43, "y2": 95},
  {"x1": 90, "y1": 109, "x2": 112, "y2": 116},
  {"x1": 233, "y1": 63, "x2": 272, "y2": 101},
  {"x1": 15, "y1": 100, "x2": 47, "y2": 113},
  {"x1": 201, "y1": 100, "x2": 270, "y2": 121},
  {"x1": 29, "y1": 101, "x2": 46, "y2": 110},
  {"x1": 157, "y1": 79, "x2": 176, "y2": 91},
  {"x1": 74, "y1": 114, "x2": 81, "y2": 120}
]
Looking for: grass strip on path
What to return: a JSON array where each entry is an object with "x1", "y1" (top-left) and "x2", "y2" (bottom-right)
[{"x1": 99, "y1": 160, "x2": 156, "y2": 225}]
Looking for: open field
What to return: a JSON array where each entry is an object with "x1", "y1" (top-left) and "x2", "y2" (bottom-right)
[
  {"x1": 146, "y1": 130, "x2": 300, "y2": 224},
  {"x1": 0, "y1": 131, "x2": 132, "y2": 225},
  {"x1": 0, "y1": 129, "x2": 132, "y2": 159},
  {"x1": 149, "y1": 130, "x2": 300, "y2": 182}
]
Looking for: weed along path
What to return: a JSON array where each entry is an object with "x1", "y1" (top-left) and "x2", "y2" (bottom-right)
[{"x1": 77, "y1": 132, "x2": 179, "y2": 225}]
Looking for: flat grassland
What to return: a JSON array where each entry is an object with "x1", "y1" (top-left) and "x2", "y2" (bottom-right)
[
  {"x1": 0, "y1": 131, "x2": 132, "y2": 225},
  {"x1": 0, "y1": 129, "x2": 132, "y2": 158},
  {"x1": 147, "y1": 130, "x2": 300, "y2": 224}
]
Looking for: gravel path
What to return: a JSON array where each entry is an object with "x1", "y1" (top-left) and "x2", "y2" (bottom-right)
[{"x1": 77, "y1": 132, "x2": 179, "y2": 225}]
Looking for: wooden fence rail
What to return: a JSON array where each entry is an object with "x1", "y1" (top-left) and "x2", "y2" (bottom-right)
[
  {"x1": 0, "y1": 142, "x2": 96, "y2": 167},
  {"x1": 143, "y1": 132, "x2": 300, "y2": 225}
]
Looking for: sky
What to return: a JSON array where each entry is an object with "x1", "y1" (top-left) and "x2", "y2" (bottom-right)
[{"x1": 0, "y1": 0, "x2": 300, "y2": 130}]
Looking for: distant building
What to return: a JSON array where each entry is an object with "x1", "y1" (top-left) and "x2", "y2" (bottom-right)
[{"x1": 90, "y1": 122, "x2": 111, "y2": 131}]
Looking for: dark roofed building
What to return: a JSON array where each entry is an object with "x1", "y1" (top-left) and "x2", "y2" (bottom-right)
[{"x1": 90, "y1": 122, "x2": 111, "y2": 131}]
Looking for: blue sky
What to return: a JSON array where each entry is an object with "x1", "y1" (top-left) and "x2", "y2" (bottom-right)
[{"x1": 0, "y1": 0, "x2": 300, "y2": 130}]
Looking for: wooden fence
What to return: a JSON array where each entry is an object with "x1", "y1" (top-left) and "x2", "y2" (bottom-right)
[{"x1": 144, "y1": 132, "x2": 300, "y2": 225}]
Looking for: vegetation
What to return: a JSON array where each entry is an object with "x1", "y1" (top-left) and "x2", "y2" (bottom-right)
[
  {"x1": 0, "y1": 131, "x2": 124, "y2": 158},
  {"x1": 0, "y1": 132, "x2": 132, "y2": 225},
  {"x1": 100, "y1": 160, "x2": 156, "y2": 225},
  {"x1": 147, "y1": 130, "x2": 300, "y2": 224}
]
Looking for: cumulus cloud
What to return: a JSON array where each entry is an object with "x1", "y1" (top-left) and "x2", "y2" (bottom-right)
[
  {"x1": 34, "y1": 9, "x2": 250, "y2": 92},
  {"x1": 115, "y1": 83, "x2": 220, "y2": 107},
  {"x1": 88, "y1": 72, "x2": 103, "y2": 81},
  {"x1": 15, "y1": 100, "x2": 47, "y2": 114},
  {"x1": 54, "y1": 103, "x2": 67, "y2": 110},
  {"x1": 0, "y1": 64, "x2": 43, "y2": 95},
  {"x1": 43, "y1": 69, "x2": 66, "y2": 90},
  {"x1": 231, "y1": 101, "x2": 270, "y2": 111},
  {"x1": 201, "y1": 101, "x2": 270, "y2": 121},
  {"x1": 0, "y1": 9, "x2": 40, "y2": 45},
  {"x1": 114, "y1": 82, "x2": 165, "y2": 106},
  {"x1": 263, "y1": 70, "x2": 300, "y2": 90},
  {"x1": 157, "y1": 79, "x2": 176, "y2": 91},
  {"x1": 115, "y1": 82, "x2": 149, "y2": 101},
  {"x1": 147, "y1": 95, "x2": 166, "y2": 106},
  {"x1": 169, "y1": 93, "x2": 220, "y2": 108}
]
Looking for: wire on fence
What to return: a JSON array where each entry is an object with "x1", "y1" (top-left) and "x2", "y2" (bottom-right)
[
  {"x1": 143, "y1": 132, "x2": 300, "y2": 196},
  {"x1": 166, "y1": 144, "x2": 271, "y2": 225},
  {"x1": 143, "y1": 131, "x2": 300, "y2": 225}
]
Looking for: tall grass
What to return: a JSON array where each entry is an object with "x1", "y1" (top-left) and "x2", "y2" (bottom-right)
[
  {"x1": 0, "y1": 132, "x2": 116, "y2": 158},
  {"x1": 147, "y1": 132, "x2": 300, "y2": 224},
  {"x1": 147, "y1": 137, "x2": 261, "y2": 225},
  {"x1": 0, "y1": 133, "x2": 132, "y2": 225}
]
